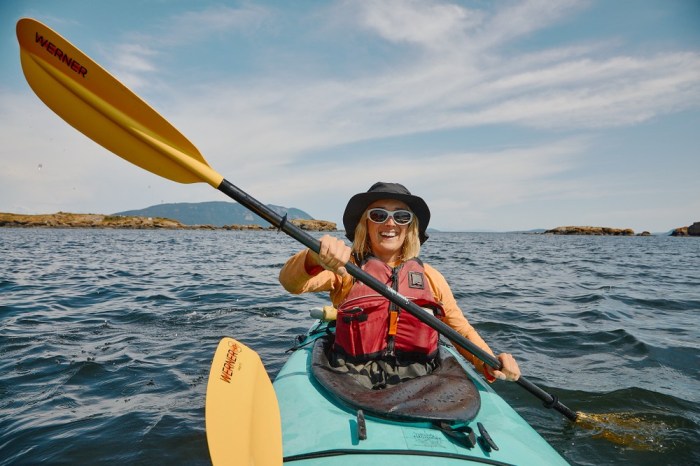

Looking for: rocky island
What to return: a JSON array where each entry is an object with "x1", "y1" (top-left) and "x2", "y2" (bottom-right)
[
  {"x1": 544, "y1": 226, "x2": 637, "y2": 236},
  {"x1": 545, "y1": 222, "x2": 699, "y2": 237},
  {"x1": 0, "y1": 212, "x2": 336, "y2": 231},
  {"x1": 670, "y1": 222, "x2": 700, "y2": 237}
]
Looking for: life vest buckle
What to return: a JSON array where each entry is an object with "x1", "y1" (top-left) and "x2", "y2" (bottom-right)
[{"x1": 341, "y1": 307, "x2": 368, "y2": 324}]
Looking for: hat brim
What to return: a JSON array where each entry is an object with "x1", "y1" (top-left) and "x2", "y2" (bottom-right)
[{"x1": 343, "y1": 191, "x2": 430, "y2": 244}]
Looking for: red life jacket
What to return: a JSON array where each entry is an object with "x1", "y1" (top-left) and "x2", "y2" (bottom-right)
[{"x1": 334, "y1": 257, "x2": 444, "y2": 363}]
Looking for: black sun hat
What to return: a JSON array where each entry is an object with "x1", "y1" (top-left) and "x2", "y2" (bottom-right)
[{"x1": 343, "y1": 182, "x2": 431, "y2": 244}]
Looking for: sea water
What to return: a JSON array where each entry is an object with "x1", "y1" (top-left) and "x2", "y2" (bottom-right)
[{"x1": 1, "y1": 229, "x2": 698, "y2": 465}]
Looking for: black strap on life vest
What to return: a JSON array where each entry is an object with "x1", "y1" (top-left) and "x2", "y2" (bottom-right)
[{"x1": 384, "y1": 264, "x2": 402, "y2": 358}]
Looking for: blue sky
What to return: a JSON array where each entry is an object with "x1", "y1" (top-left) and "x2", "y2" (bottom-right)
[{"x1": 1, "y1": 0, "x2": 699, "y2": 232}]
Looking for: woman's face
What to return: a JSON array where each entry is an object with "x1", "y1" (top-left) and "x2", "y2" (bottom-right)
[{"x1": 366, "y1": 199, "x2": 411, "y2": 264}]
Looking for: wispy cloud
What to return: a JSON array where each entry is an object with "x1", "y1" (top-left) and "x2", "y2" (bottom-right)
[
  {"x1": 104, "y1": 4, "x2": 272, "y2": 91},
  {"x1": 168, "y1": 1, "x2": 699, "y2": 162},
  {"x1": 352, "y1": 0, "x2": 584, "y2": 54},
  {"x1": 353, "y1": 0, "x2": 482, "y2": 51},
  {"x1": 93, "y1": 0, "x2": 700, "y2": 154},
  {"x1": 478, "y1": 0, "x2": 585, "y2": 49},
  {"x1": 108, "y1": 43, "x2": 158, "y2": 90}
]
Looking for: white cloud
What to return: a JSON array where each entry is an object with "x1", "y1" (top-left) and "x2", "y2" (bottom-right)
[
  {"x1": 126, "y1": 4, "x2": 272, "y2": 48},
  {"x1": 165, "y1": 4, "x2": 272, "y2": 42},
  {"x1": 355, "y1": 0, "x2": 480, "y2": 50},
  {"x1": 169, "y1": 47, "x2": 699, "y2": 175},
  {"x1": 108, "y1": 43, "x2": 158, "y2": 90},
  {"x1": 480, "y1": 0, "x2": 585, "y2": 48},
  {"x1": 101, "y1": 4, "x2": 273, "y2": 91},
  {"x1": 94, "y1": 0, "x2": 700, "y2": 147}
]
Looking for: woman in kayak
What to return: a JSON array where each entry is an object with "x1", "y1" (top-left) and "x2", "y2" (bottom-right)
[{"x1": 279, "y1": 182, "x2": 520, "y2": 389}]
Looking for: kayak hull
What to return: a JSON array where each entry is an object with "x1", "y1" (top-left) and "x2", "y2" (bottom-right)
[{"x1": 274, "y1": 325, "x2": 569, "y2": 465}]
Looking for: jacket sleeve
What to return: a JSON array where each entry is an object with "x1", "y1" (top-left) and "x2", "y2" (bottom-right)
[{"x1": 424, "y1": 263, "x2": 497, "y2": 380}]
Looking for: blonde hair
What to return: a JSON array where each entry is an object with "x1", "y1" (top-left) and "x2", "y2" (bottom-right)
[{"x1": 351, "y1": 210, "x2": 421, "y2": 263}]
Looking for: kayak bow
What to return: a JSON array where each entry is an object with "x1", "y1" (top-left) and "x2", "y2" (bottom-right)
[{"x1": 274, "y1": 320, "x2": 570, "y2": 465}]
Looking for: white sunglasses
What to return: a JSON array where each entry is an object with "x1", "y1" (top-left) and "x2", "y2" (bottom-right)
[{"x1": 367, "y1": 208, "x2": 414, "y2": 225}]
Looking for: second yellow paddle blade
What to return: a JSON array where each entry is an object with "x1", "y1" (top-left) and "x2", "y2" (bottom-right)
[{"x1": 206, "y1": 337, "x2": 282, "y2": 466}]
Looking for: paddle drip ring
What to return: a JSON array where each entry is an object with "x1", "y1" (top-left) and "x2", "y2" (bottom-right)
[
  {"x1": 278, "y1": 213, "x2": 288, "y2": 232},
  {"x1": 543, "y1": 394, "x2": 559, "y2": 409}
]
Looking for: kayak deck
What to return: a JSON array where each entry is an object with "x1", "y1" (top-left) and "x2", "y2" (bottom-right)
[{"x1": 274, "y1": 327, "x2": 569, "y2": 465}]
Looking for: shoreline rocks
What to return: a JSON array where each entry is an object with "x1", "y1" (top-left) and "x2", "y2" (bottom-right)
[
  {"x1": 543, "y1": 226, "x2": 635, "y2": 236},
  {"x1": 289, "y1": 219, "x2": 337, "y2": 231},
  {"x1": 671, "y1": 221, "x2": 700, "y2": 237},
  {"x1": 0, "y1": 212, "x2": 337, "y2": 232}
]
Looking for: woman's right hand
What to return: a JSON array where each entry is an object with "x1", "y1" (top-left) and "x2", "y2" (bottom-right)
[
  {"x1": 307, "y1": 234, "x2": 352, "y2": 277},
  {"x1": 486, "y1": 353, "x2": 521, "y2": 382}
]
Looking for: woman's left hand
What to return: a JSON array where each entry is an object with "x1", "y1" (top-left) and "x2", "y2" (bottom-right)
[{"x1": 488, "y1": 353, "x2": 521, "y2": 382}]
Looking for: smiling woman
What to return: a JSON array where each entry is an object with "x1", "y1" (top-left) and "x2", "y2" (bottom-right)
[{"x1": 279, "y1": 181, "x2": 522, "y2": 388}]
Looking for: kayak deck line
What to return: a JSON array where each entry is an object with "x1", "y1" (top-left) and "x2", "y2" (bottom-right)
[{"x1": 283, "y1": 448, "x2": 514, "y2": 465}]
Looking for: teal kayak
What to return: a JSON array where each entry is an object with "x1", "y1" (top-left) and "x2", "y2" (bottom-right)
[{"x1": 274, "y1": 321, "x2": 570, "y2": 465}]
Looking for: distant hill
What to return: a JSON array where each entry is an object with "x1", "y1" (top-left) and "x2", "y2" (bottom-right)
[{"x1": 114, "y1": 201, "x2": 314, "y2": 227}]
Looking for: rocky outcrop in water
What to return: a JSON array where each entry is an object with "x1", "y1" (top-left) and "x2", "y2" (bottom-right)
[
  {"x1": 0, "y1": 212, "x2": 185, "y2": 229},
  {"x1": 290, "y1": 219, "x2": 337, "y2": 231},
  {"x1": 671, "y1": 222, "x2": 700, "y2": 237},
  {"x1": 0, "y1": 212, "x2": 336, "y2": 231},
  {"x1": 222, "y1": 219, "x2": 336, "y2": 231},
  {"x1": 544, "y1": 226, "x2": 635, "y2": 236}
]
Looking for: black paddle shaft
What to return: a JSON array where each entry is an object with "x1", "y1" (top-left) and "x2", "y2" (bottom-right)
[{"x1": 218, "y1": 179, "x2": 578, "y2": 422}]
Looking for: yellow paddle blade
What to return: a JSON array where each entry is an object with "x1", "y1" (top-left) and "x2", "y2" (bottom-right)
[
  {"x1": 206, "y1": 337, "x2": 282, "y2": 466},
  {"x1": 16, "y1": 18, "x2": 223, "y2": 188}
]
